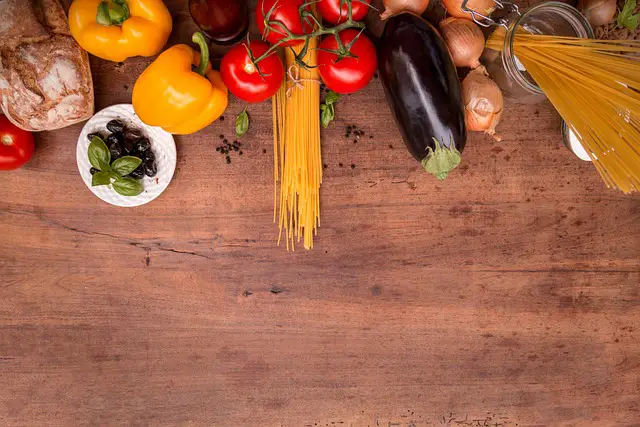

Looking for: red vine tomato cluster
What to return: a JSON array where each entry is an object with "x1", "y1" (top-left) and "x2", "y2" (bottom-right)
[{"x1": 219, "y1": 0, "x2": 377, "y2": 103}]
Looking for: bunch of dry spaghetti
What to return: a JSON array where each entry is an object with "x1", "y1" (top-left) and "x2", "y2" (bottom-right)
[
  {"x1": 272, "y1": 41, "x2": 322, "y2": 250},
  {"x1": 486, "y1": 31, "x2": 640, "y2": 193}
]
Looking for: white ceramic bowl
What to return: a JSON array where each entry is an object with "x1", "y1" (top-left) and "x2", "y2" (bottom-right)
[{"x1": 76, "y1": 104, "x2": 176, "y2": 207}]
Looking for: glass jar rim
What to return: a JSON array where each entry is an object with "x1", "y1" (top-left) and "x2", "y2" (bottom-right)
[{"x1": 502, "y1": 1, "x2": 595, "y2": 95}]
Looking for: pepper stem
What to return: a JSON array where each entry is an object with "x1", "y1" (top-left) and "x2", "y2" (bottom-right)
[
  {"x1": 96, "y1": 0, "x2": 130, "y2": 26},
  {"x1": 421, "y1": 137, "x2": 462, "y2": 180},
  {"x1": 192, "y1": 32, "x2": 210, "y2": 77}
]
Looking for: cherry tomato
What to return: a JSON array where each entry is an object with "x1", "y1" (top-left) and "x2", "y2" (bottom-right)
[
  {"x1": 317, "y1": 0, "x2": 371, "y2": 24},
  {"x1": 220, "y1": 41, "x2": 285, "y2": 103},
  {"x1": 256, "y1": 0, "x2": 314, "y2": 47},
  {"x1": 0, "y1": 115, "x2": 34, "y2": 170},
  {"x1": 318, "y1": 30, "x2": 377, "y2": 94}
]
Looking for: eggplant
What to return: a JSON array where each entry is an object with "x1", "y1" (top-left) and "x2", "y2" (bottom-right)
[{"x1": 378, "y1": 13, "x2": 467, "y2": 180}]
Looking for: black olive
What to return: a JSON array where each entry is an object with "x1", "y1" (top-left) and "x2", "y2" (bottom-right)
[
  {"x1": 109, "y1": 142, "x2": 122, "y2": 159},
  {"x1": 144, "y1": 160, "x2": 157, "y2": 177},
  {"x1": 122, "y1": 139, "x2": 135, "y2": 154},
  {"x1": 136, "y1": 137, "x2": 150, "y2": 153},
  {"x1": 129, "y1": 165, "x2": 145, "y2": 179},
  {"x1": 87, "y1": 132, "x2": 104, "y2": 142},
  {"x1": 107, "y1": 133, "x2": 124, "y2": 146},
  {"x1": 90, "y1": 167, "x2": 98, "y2": 175},
  {"x1": 143, "y1": 150, "x2": 155, "y2": 162},
  {"x1": 106, "y1": 119, "x2": 125, "y2": 133},
  {"x1": 124, "y1": 128, "x2": 143, "y2": 140}
]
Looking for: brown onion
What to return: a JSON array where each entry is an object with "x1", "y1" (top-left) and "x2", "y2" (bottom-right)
[
  {"x1": 461, "y1": 66, "x2": 504, "y2": 140},
  {"x1": 442, "y1": 0, "x2": 496, "y2": 20},
  {"x1": 380, "y1": 0, "x2": 430, "y2": 20},
  {"x1": 579, "y1": 0, "x2": 617, "y2": 27},
  {"x1": 439, "y1": 17, "x2": 484, "y2": 69}
]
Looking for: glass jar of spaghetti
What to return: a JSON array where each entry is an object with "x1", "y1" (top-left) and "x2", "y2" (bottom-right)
[{"x1": 480, "y1": 2, "x2": 593, "y2": 103}]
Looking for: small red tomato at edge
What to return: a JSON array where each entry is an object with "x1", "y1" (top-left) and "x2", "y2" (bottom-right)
[
  {"x1": 220, "y1": 40, "x2": 285, "y2": 103},
  {"x1": 318, "y1": 29, "x2": 377, "y2": 94},
  {"x1": 256, "y1": 0, "x2": 314, "y2": 47},
  {"x1": 0, "y1": 115, "x2": 34, "y2": 171},
  {"x1": 317, "y1": 0, "x2": 371, "y2": 24}
]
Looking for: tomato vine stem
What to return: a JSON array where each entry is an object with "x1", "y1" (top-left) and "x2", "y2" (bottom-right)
[{"x1": 251, "y1": 0, "x2": 367, "y2": 69}]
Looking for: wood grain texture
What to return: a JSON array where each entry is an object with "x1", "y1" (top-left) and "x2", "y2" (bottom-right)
[{"x1": 1, "y1": 1, "x2": 639, "y2": 426}]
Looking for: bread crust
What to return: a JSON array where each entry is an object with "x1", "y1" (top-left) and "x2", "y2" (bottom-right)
[{"x1": 0, "y1": 0, "x2": 94, "y2": 131}]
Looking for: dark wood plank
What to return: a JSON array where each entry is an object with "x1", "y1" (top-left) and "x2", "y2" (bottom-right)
[{"x1": 1, "y1": 1, "x2": 639, "y2": 426}]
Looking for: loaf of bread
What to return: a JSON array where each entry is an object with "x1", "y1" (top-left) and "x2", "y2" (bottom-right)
[{"x1": 0, "y1": 0, "x2": 94, "y2": 131}]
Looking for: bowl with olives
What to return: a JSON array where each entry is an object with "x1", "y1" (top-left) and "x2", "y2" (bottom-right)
[{"x1": 76, "y1": 104, "x2": 176, "y2": 207}]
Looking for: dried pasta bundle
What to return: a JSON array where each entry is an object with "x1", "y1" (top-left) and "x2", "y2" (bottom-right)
[
  {"x1": 486, "y1": 32, "x2": 640, "y2": 193},
  {"x1": 272, "y1": 38, "x2": 322, "y2": 250}
]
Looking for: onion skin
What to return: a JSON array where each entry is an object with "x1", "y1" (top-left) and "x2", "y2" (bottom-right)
[
  {"x1": 462, "y1": 66, "x2": 503, "y2": 140},
  {"x1": 381, "y1": 0, "x2": 430, "y2": 20},
  {"x1": 578, "y1": 0, "x2": 617, "y2": 27},
  {"x1": 442, "y1": 0, "x2": 496, "y2": 20},
  {"x1": 439, "y1": 17, "x2": 484, "y2": 69}
]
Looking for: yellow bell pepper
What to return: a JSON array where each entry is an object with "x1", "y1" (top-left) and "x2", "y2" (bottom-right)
[
  {"x1": 69, "y1": 0, "x2": 172, "y2": 62},
  {"x1": 132, "y1": 32, "x2": 228, "y2": 135}
]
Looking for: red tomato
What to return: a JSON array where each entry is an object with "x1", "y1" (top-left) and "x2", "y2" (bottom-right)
[
  {"x1": 317, "y1": 0, "x2": 371, "y2": 24},
  {"x1": 0, "y1": 115, "x2": 34, "y2": 170},
  {"x1": 220, "y1": 41, "x2": 285, "y2": 103},
  {"x1": 256, "y1": 0, "x2": 314, "y2": 47},
  {"x1": 318, "y1": 30, "x2": 377, "y2": 94}
]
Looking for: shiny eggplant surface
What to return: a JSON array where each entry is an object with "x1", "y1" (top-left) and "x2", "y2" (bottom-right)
[{"x1": 378, "y1": 13, "x2": 467, "y2": 179}]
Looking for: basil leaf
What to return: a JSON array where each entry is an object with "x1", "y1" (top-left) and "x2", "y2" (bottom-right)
[
  {"x1": 324, "y1": 90, "x2": 340, "y2": 105},
  {"x1": 618, "y1": 0, "x2": 639, "y2": 31},
  {"x1": 112, "y1": 177, "x2": 144, "y2": 197},
  {"x1": 88, "y1": 136, "x2": 111, "y2": 171},
  {"x1": 320, "y1": 104, "x2": 334, "y2": 128},
  {"x1": 236, "y1": 108, "x2": 249, "y2": 137},
  {"x1": 91, "y1": 171, "x2": 111, "y2": 187},
  {"x1": 320, "y1": 91, "x2": 339, "y2": 128},
  {"x1": 111, "y1": 156, "x2": 142, "y2": 176}
]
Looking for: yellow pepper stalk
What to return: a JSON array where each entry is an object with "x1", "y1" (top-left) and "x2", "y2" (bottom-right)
[
  {"x1": 69, "y1": 0, "x2": 172, "y2": 62},
  {"x1": 132, "y1": 32, "x2": 228, "y2": 135}
]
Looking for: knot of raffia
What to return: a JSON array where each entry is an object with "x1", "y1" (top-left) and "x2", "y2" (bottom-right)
[{"x1": 286, "y1": 64, "x2": 321, "y2": 98}]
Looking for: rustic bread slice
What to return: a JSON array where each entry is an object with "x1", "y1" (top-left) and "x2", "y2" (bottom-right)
[{"x1": 0, "y1": 0, "x2": 94, "y2": 131}]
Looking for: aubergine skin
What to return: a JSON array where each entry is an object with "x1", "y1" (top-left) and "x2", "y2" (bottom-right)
[{"x1": 378, "y1": 13, "x2": 467, "y2": 179}]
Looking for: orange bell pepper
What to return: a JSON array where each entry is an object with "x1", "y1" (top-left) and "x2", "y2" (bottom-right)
[
  {"x1": 132, "y1": 32, "x2": 228, "y2": 135},
  {"x1": 69, "y1": 0, "x2": 172, "y2": 62}
]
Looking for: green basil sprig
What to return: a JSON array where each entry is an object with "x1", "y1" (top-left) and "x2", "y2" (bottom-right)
[
  {"x1": 87, "y1": 135, "x2": 144, "y2": 197},
  {"x1": 320, "y1": 91, "x2": 340, "y2": 128},
  {"x1": 236, "y1": 107, "x2": 249, "y2": 137},
  {"x1": 618, "y1": 0, "x2": 639, "y2": 31}
]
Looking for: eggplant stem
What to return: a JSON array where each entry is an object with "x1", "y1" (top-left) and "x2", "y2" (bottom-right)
[{"x1": 421, "y1": 137, "x2": 462, "y2": 180}]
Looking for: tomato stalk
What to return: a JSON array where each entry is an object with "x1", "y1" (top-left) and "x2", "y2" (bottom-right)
[{"x1": 253, "y1": 0, "x2": 367, "y2": 68}]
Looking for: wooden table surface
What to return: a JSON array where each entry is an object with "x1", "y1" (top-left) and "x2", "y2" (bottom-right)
[{"x1": 1, "y1": 1, "x2": 639, "y2": 426}]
